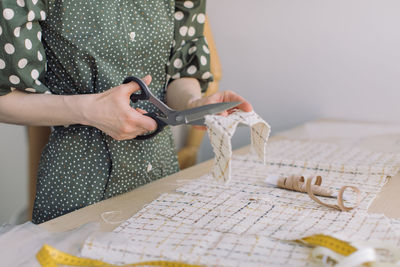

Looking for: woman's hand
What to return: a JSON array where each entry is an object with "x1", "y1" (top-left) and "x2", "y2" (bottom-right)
[
  {"x1": 82, "y1": 75, "x2": 157, "y2": 140},
  {"x1": 187, "y1": 90, "x2": 253, "y2": 129},
  {"x1": 188, "y1": 90, "x2": 253, "y2": 115},
  {"x1": 166, "y1": 78, "x2": 252, "y2": 115},
  {"x1": 0, "y1": 75, "x2": 156, "y2": 140}
]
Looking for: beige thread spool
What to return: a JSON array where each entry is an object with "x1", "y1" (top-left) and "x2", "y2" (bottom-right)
[
  {"x1": 265, "y1": 174, "x2": 361, "y2": 211},
  {"x1": 265, "y1": 174, "x2": 335, "y2": 198}
]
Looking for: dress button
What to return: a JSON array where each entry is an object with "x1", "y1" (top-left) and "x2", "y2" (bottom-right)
[
  {"x1": 129, "y1": 32, "x2": 136, "y2": 41},
  {"x1": 146, "y1": 163, "x2": 152, "y2": 172}
]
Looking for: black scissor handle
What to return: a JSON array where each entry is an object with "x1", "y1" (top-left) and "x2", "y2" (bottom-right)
[
  {"x1": 134, "y1": 113, "x2": 168, "y2": 140},
  {"x1": 122, "y1": 76, "x2": 167, "y2": 140},
  {"x1": 122, "y1": 76, "x2": 150, "y2": 103}
]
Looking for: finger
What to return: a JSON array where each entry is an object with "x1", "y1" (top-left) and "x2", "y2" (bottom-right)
[
  {"x1": 207, "y1": 92, "x2": 225, "y2": 104},
  {"x1": 137, "y1": 114, "x2": 158, "y2": 132},
  {"x1": 223, "y1": 91, "x2": 253, "y2": 112},
  {"x1": 193, "y1": 125, "x2": 207, "y2": 131},
  {"x1": 205, "y1": 96, "x2": 227, "y2": 116},
  {"x1": 220, "y1": 110, "x2": 229, "y2": 117},
  {"x1": 142, "y1": 75, "x2": 152, "y2": 85},
  {"x1": 120, "y1": 81, "x2": 141, "y2": 95},
  {"x1": 137, "y1": 127, "x2": 151, "y2": 136},
  {"x1": 191, "y1": 92, "x2": 224, "y2": 109},
  {"x1": 227, "y1": 107, "x2": 239, "y2": 115},
  {"x1": 136, "y1": 108, "x2": 147, "y2": 115},
  {"x1": 214, "y1": 110, "x2": 228, "y2": 117},
  {"x1": 121, "y1": 75, "x2": 153, "y2": 95},
  {"x1": 204, "y1": 92, "x2": 239, "y2": 115},
  {"x1": 122, "y1": 128, "x2": 150, "y2": 140}
]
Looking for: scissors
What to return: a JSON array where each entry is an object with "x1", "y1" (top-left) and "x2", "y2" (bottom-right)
[{"x1": 123, "y1": 76, "x2": 240, "y2": 140}]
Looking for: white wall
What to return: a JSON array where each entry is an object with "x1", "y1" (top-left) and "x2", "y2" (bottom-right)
[
  {"x1": 0, "y1": 125, "x2": 28, "y2": 224},
  {"x1": 198, "y1": 0, "x2": 400, "y2": 161},
  {"x1": 1, "y1": 0, "x2": 400, "y2": 223}
]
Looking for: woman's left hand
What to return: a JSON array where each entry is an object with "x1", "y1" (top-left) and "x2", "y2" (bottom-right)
[{"x1": 187, "y1": 90, "x2": 253, "y2": 129}]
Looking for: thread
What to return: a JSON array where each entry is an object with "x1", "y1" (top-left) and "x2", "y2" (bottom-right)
[
  {"x1": 100, "y1": 211, "x2": 125, "y2": 224},
  {"x1": 266, "y1": 174, "x2": 361, "y2": 211},
  {"x1": 274, "y1": 175, "x2": 335, "y2": 197},
  {"x1": 306, "y1": 177, "x2": 361, "y2": 212}
]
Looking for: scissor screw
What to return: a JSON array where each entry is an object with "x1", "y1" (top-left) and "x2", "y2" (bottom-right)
[{"x1": 176, "y1": 115, "x2": 184, "y2": 122}]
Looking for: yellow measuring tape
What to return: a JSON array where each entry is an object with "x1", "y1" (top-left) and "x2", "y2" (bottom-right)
[
  {"x1": 34, "y1": 235, "x2": 363, "y2": 266},
  {"x1": 36, "y1": 244, "x2": 202, "y2": 267},
  {"x1": 297, "y1": 234, "x2": 357, "y2": 256},
  {"x1": 36, "y1": 234, "x2": 398, "y2": 266}
]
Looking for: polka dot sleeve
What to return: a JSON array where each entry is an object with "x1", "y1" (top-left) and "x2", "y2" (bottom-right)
[
  {"x1": 167, "y1": 0, "x2": 213, "y2": 93},
  {"x1": 0, "y1": 0, "x2": 49, "y2": 96}
]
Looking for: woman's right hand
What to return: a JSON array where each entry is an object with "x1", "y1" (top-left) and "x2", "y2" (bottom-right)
[
  {"x1": 82, "y1": 75, "x2": 157, "y2": 140},
  {"x1": 0, "y1": 75, "x2": 156, "y2": 140}
]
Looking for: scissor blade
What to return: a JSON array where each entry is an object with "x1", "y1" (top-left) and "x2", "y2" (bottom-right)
[
  {"x1": 178, "y1": 101, "x2": 241, "y2": 123},
  {"x1": 186, "y1": 118, "x2": 205, "y2": 126}
]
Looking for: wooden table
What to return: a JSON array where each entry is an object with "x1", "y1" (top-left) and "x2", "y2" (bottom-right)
[{"x1": 41, "y1": 120, "x2": 400, "y2": 232}]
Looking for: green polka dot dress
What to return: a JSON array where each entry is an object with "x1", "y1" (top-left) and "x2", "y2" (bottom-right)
[{"x1": 0, "y1": 0, "x2": 212, "y2": 224}]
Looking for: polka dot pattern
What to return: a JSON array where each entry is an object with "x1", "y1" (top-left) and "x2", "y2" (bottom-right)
[
  {"x1": 187, "y1": 65, "x2": 197, "y2": 74},
  {"x1": 1, "y1": 0, "x2": 210, "y2": 224},
  {"x1": 166, "y1": 0, "x2": 213, "y2": 92},
  {"x1": 28, "y1": 11, "x2": 35, "y2": 21},
  {"x1": 202, "y1": 71, "x2": 211, "y2": 79},
  {"x1": 31, "y1": 69, "x2": 39, "y2": 79},
  {"x1": 188, "y1": 26, "x2": 196, "y2": 36},
  {"x1": 25, "y1": 39, "x2": 32, "y2": 49},
  {"x1": 188, "y1": 46, "x2": 197, "y2": 54},
  {"x1": 0, "y1": 0, "x2": 48, "y2": 95},
  {"x1": 197, "y1": 13, "x2": 205, "y2": 24},
  {"x1": 174, "y1": 58, "x2": 183, "y2": 69},
  {"x1": 14, "y1": 27, "x2": 20, "y2": 37},
  {"x1": 175, "y1": 11, "x2": 184, "y2": 20},
  {"x1": 3, "y1": 8, "x2": 14, "y2": 20},
  {"x1": 4, "y1": 43, "x2": 15, "y2": 54},
  {"x1": 17, "y1": 0, "x2": 25, "y2": 7},
  {"x1": 9, "y1": 75, "x2": 20, "y2": 84},
  {"x1": 179, "y1": 26, "x2": 188, "y2": 36},
  {"x1": 18, "y1": 58, "x2": 27, "y2": 68},
  {"x1": 37, "y1": 51, "x2": 43, "y2": 61},
  {"x1": 184, "y1": 1, "x2": 194, "y2": 8},
  {"x1": 200, "y1": 55, "x2": 207, "y2": 65}
]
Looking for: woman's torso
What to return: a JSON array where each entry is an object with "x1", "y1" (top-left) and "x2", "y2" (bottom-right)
[{"x1": 33, "y1": 0, "x2": 180, "y2": 223}]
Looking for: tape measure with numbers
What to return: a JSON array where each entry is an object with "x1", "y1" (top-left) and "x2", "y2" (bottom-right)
[{"x1": 298, "y1": 234, "x2": 357, "y2": 256}]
